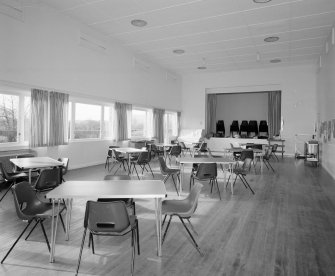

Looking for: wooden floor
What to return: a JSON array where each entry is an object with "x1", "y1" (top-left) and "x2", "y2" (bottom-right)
[{"x1": 1, "y1": 157, "x2": 335, "y2": 276}]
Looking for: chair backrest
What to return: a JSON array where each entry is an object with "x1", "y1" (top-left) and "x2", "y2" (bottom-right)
[
  {"x1": 137, "y1": 151, "x2": 151, "y2": 163},
  {"x1": 0, "y1": 162, "x2": 11, "y2": 180},
  {"x1": 58, "y1": 157, "x2": 69, "y2": 176},
  {"x1": 84, "y1": 201, "x2": 131, "y2": 233},
  {"x1": 34, "y1": 167, "x2": 62, "y2": 192},
  {"x1": 113, "y1": 149, "x2": 124, "y2": 161},
  {"x1": 272, "y1": 144, "x2": 278, "y2": 152},
  {"x1": 195, "y1": 163, "x2": 217, "y2": 179},
  {"x1": 104, "y1": 175, "x2": 131, "y2": 180},
  {"x1": 242, "y1": 158, "x2": 253, "y2": 170},
  {"x1": 179, "y1": 141, "x2": 187, "y2": 150},
  {"x1": 263, "y1": 147, "x2": 273, "y2": 160},
  {"x1": 169, "y1": 145, "x2": 182, "y2": 156},
  {"x1": 183, "y1": 183, "x2": 203, "y2": 217},
  {"x1": 240, "y1": 150, "x2": 254, "y2": 161},
  {"x1": 11, "y1": 182, "x2": 42, "y2": 221}
]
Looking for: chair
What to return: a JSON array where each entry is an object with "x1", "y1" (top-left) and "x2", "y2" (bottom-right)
[
  {"x1": 263, "y1": 147, "x2": 275, "y2": 172},
  {"x1": 0, "y1": 162, "x2": 29, "y2": 202},
  {"x1": 179, "y1": 141, "x2": 191, "y2": 156},
  {"x1": 150, "y1": 144, "x2": 165, "y2": 159},
  {"x1": 111, "y1": 149, "x2": 129, "y2": 175},
  {"x1": 162, "y1": 183, "x2": 203, "y2": 255},
  {"x1": 1, "y1": 182, "x2": 65, "y2": 264},
  {"x1": 230, "y1": 120, "x2": 239, "y2": 137},
  {"x1": 167, "y1": 145, "x2": 182, "y2": 164},
  {"x1": 193, "y1": 141, "x2": 207, "y2": 156},
  {"x1": 239, "y1": 150, "x2": 257, "y2": 173},
  {"x1": 248, "y1": 120, "x2": 258, "y2": 137},
  {"x1": 227, "y1": 158, "x2": 255, "y2": 194},
  {"x1": 76, "y1": 201, "x2": 140, "y2": 276},
  {"x1": 259, "y1": 120, "x2": 268, "y2": 138},
  {"x1": 158, "y1": 156, "x2": 180, "y2": 196},
  {"x1": 130, "y1": 151, "x2": 154, "y2": 179},
  {"x1": 98, "y1": 175, "x2": 136, "y2": 215},
  {"x1": 33, "y1": 167, "x2": 62, "y2": 193},
  {"x1": 239, "y1": 120, "x2": 248, "y2": 138},
  {"x1": 270, "y1": 144, "x2": 279, "y2": 161},
  {"x1": 190, "y1": 163, "x2": 221, "y2": 200},
  {"x1": 216, "y1": 120, "x2": 225, "y2": 137},
  {"x1": 58, "y1": 157, "x2": 69, "y2": 182}
]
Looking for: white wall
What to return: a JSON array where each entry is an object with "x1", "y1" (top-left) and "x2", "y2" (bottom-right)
[
  {"x1": 0, "y1": 3, "x2": 182, "y2": 169},
  {"x1": 215, "y1": 92, "x2": 268, "y2": 134},
  {"x1": 316, "y1": 32, "x2": 335, "y2": 179},
  {"x1": 181, "y1": 64, "x2": 317, "y2": 155}
]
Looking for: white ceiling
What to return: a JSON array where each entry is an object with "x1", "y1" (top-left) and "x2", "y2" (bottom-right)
[{"x1": 38, "y1": 0, "x2": 335, "y2": 73}]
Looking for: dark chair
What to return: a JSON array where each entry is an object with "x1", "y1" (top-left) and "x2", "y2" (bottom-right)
[
  {"x1": 216, "y1": 120, "x2": 225, "y2": 137},
  {"x1": 230, "y1": 120, "x2": 239, "y2": 137},
  {"x1": 58, "y1": 157, "x2": 69, "y2": 182},
  {"x1": 98, "y1": 175, "x2": 135, "y2": 215},
  {"x1": 259, "y1": 120, "x2": 269, "y2": 138},
  {"x1": 0, "y1": 162, "x2": 29, "y2": 202},
  {"x1": 270, "y1": 144, "x2": 279, "y2": 161},
  {"x1": 179, "y1": 141, "x2": 191, "y2": 156},
  {"x1": 190, "y1": 163, "x2": 221, "y2": 200},
  {"x1": 167, "y1": 145, "x2": 182, "y2": 164},
  {"x1": 105, "y1": 148, "x2": 114, "y2": 171},
  {"x1": 162, "y1": 183, "x2": 203, "y2": 255},
  {"x1": 193, "y1": 141, "x2": 207, "y2": 156},
  {"x1": 263, "y1": 147, "x2": 275, "y2": 172},
  {"x1": 76, "y1": 201, "x2": 140, "y2": 276},
  {"x1": 239, "y1": 120, "x2": 249, "y2": 138},
  {"x1": 150, "y1": 144, "x2": 165, "y2": 159},
  {"x1": 239, "y1": 150, "x2": 257, "y2": 173},
  {"x1": 158, "y1": 156, "x2": 180, "y2": 196},
  {"x1": 111, "y1": 149, "x2": 129, "y2": 175},
  {"x1": 130, "y1": 151, "x2": 154, "y2": 179},
  {"x1": 227, "y1": 158, "x2": 255, "y2": 194},
  {"x1": 33, "y1": 167, "x2": 62, "y2": 193},
  {"x1": 248, "y1": 120, "x2": 258, "y2": 137},
  {"x1": 1, "y1": 182, "x2": 65, "y2": 264}
]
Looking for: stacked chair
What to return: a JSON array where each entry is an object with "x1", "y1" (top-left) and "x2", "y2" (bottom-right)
[
  {"x1": 248, "y1": 120, "x2": 258, "y2": 137},
  {"x1": 216, "y1": 120, "x2": 225, "y2": 137},
  {"x1": 259, "y1": 120, "x2": 269, "y2": 138},
  {"x1": 239, "y1": 121, "x2": 249, "y2": 138},
  {"x1": 230, "y1": 120, "x2": 239, "y2": 137}
]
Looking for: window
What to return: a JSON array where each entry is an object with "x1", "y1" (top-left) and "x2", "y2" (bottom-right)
[
  {"x1": 131, "y1": 108, "x2": 147, "y2": 138},
  {"x1": 73, "y1": 103, "x2": 101, "y2": 139},
  {"x1": 102, "y1": 105, "x2": 114, "y2": 138},
  {"x1": 0, "y1": 94, "x2": 19, "y2": 143},
  {"x1": 165, "y1": 112, "x2": 178, "y2": 137}
]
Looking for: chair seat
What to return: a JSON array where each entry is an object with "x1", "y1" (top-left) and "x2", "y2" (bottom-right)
[
  {"x1": 165, "y1": 168, "x2": 180, "y2": 174},
  {"x1": 22, "y1": 202, "x2": 65, "y2": 219},
  {"x1": 162, "y1": 199, "x2": 192, "y2": 217}
]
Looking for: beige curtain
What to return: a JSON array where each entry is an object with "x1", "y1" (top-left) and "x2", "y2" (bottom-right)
[
  {"x1": 268, "y1": 91, "x2": 281, "y2": 138},
  {"x1": 30, "y1": 89, "x2": 49, "y2": 147},
  {"x1": 206, "y1": 94, "x2": 217, "y2": 135},
  {"x1": 115, "y1": 102, "x2": 132, "y2": 141},
  {"x1": 153, "y1": 108, "x2": 165, "y2": 143},
  {"x1": 49, "y1": 91, "x2": 69, "y2": 146}
]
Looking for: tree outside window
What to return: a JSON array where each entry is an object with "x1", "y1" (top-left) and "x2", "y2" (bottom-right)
[{"x1": 0, "y1": 94, "x2": 19, "y2": 143}]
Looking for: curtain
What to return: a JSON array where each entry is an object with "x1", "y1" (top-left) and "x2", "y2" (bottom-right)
[
  {"x1": 115, "y1": 102, "x2": 132, "y2": 141},
  {"x1": 49, "y1": 91, "x2": 69, "y2": 146},
  {"x1": 177, "y1": 111, "x2": 181, "y2": 136},
  {"x1": 268, "y1": 91, "x2": 281, "y2": 138},
  {"x1": 153, "y1": 108, "x2": 165, "y2": 143},
  {"x1": 30, "y1": 89, "x2": 49, "y2": 147},
  {"x1": 206, "y1": 94, "x2": 217, "y2": 135}
]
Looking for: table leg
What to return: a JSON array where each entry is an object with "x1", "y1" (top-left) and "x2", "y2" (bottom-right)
[
  {"x1": 49, "y1": 199, "x2": 60, "y2": 263},
  {"x1": 229, "y1": 163, "x2": 234, "y2": 195},
  {"x1": 29, "y1": 168, "x2": 32, "y2": 184},
  {"x1": 154, "y1": 198, "x2": 162, "y2": 257},
  {"x1": 65, "y1": 198, "x2": 73, "y2": 241},
  {"x1": 179, "y1": 163, "x2": 184, "y2": 195}
]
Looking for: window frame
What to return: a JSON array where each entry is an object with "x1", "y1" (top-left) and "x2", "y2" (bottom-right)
[{"x1": 131, "y1": 106, "x2": 151, "y2": 139}]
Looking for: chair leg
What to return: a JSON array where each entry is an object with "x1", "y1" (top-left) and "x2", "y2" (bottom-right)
[
  {"x1": 162, "y1": 216, "x2": 172, "y2": 244},
  {"x1": 1, "y1": 220, "x2": 33, "y2": 264},
  {"x1": 0, "y1": 182, "x2": 14, "y2": 202},
  {"x1": 162, "y1": 214, "x2": 167, "y2": 228},
  {"x1": 133, "y1": 165, "x2": 140, "y2": 180},
  {"x1": 59, "y1": 214, "x2": 66, "y2": 232},
  {"x1": 136, "y1": 219, "x2": 140, "y2": 255},
  {"x1": 131, "y1": 230, "x2": 135, "y2": 276},
  {"x1": 40, "y1": 220, "x2": 51, "y2": 252},
  {"x1": 25, "y1": 220, "x2": 39, "y2": 240},
  {"x1": 238, "y1": 175, "x2": 248, "y2": 189},
  {"x1": 186, "y1": 218, "x2": 198, "y2": 236},
  {"x1": 240, "y1": 175, "x2": 255, "y2": 194},
  {"x1": 215, "y1": 179, "x2": 222, "y2": 200},
  {"x1": 76, "y1": 227, "x2": 87, "y2": 276},
  {"x1": 147, "y1": 163, "x2": 155, "y2": 178},
  {"x1": 178, "y1": 217, "x2": 203, "y2": 256},
  {"x1": 171, "y1": 175, "x2": 179, "y2": 196}
]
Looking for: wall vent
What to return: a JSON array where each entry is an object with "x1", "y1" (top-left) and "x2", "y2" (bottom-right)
[{"x1": 0, "y1": 0, "x2": 24, "y2": 22}]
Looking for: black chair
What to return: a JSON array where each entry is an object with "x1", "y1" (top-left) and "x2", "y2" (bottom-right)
[
  {"x1": 193, "y1": 142, "x2": 208, "y2": 156},
  {"x1": 179, "y1": 141, "x2": 191, "y2": 156},
  {"x1": 162, "y1": 183, "x2": 203, "y2": 256},
  {"x1": 58, "y1": 157, "x2": 69, "y2": 182},
  {"x1": 227, "y1": 158, "x2": 255, "y2": 194},
  {"x1": 270, "y1": 144, "x2": 279, "y2": 161},
  {"x1": 1, "y1": 182, "x2": 65, "y2": 264},
  {"x1": 239, "y1": 121, "x2": 249, "y2": 138},
  {"x1": 239, "y1": 150, "x2": 257, "y2": 173},
  {"x1": 230, "y1": 120, "x2": 239, "y2": 137},
  {"x1": 76, "y1": 201, "x2": 140, "y2": 276},
  {"x1": 150, "y1": 144, "x2": 165, "y2": 159},
  {"x1": 259, "y1": 120, "x2": 269, "y2": 138},
  {"x1": 190, "y1": 163, "x2": 221, "y2": 200},
  {"x1": 99, "y1": 175, "x2": 136, "y2": 215},
  {"x1": 167, "y1": 145, "x2": 182, "y2": 164},
  {"x1": 248, "y1": 120, "x2": 258, "y2": 137},
  {"x1": 0, "y1": 162, "x2": 29, "y2": 202},
  {"x1": 33, "y1": 167, "x2": 62, "y2": 193},
  {"x1": 130, "y1": 151, "x2": 154, "y2": 179},
  {"x1": 216, "y1": 120, "x2": 225, "y2": 137},
  {"x1": 263, "y1": 147, "x2": 275, "y2": 172},
  {"x1": 111, "y1": 149, "x2": 129, "y2": 175},
  {"x1": 158, "y1": 156, "x2": 180, "y2": 196}
]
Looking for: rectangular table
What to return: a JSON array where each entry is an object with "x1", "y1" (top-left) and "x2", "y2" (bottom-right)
[
  {"x1": 10, "y1": 157, "x2": 63, "y2": 183},
  {"x1": 114, "y1": 147, "x2": 147, "y2": 174},
  {"x1": 46, "y1": 180, "x2": 167, "y2": 262},
  {"x1": 178, "y1": 156, "x2": 237, "y2": 194}
]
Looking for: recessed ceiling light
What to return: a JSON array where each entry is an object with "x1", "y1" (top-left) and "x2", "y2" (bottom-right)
[
  {"x1": 197, "y1": 66, "x2": 207, "y2": 70},
  {"x1": 131, "y1": 19, "x2": 147, "y2": 27},
  {"x1": 270, "y1": 58, "x2": 281, "y2": 63},
  {"x1": 253, "y1": 0, "x2": 272, "y2": 3},
  {"x1": 173, "y1": 49, "x2": 185, "y2": 54},
  {"x1": 264, "y1": 36, "x2": 279, "y2": 42}
]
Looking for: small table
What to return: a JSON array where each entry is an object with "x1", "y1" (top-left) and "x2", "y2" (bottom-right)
[
  {"x1": 114, "y1": 147, "x2": 147, "y2": 174},
  {"x1": 46, "y1": 180, "x2": 167, "y2": 263},
  {"x1": 178, "y1": 156, "x2": 237, "y2": 194},
  {"x1": 10, "y1": 157, "x2": 63, "y2": 183}
]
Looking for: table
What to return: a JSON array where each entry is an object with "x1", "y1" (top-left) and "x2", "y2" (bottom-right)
[
  {"x1": 46, "y1": 180, "x2": 167, "y2": 262},
  {"x1": 10, "y1": 157, "x2": 63, "y2": 183},
  {"x1": 178, "y1": 156, "x2": 237, "y2": 194},
  {"x1": 114, "y1": 147, "x2": 147, "y2": 174}
]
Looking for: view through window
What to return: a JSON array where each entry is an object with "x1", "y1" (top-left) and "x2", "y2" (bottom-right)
[
  {"x1": 0, "y1": 94, "x2": 19, "y2": 143},
  {"x1": 131, "y1": 109, "x2": 146, "y2": 138},
  {"x1": 74, "y1": 103, "x2": 101, "y2": 139}
]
